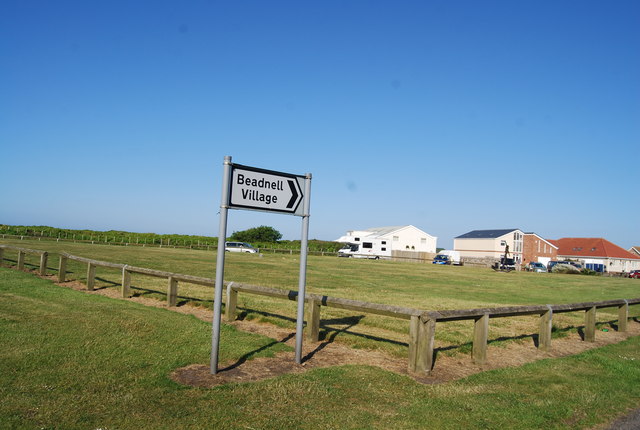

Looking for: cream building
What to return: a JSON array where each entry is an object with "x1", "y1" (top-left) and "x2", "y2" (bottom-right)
[{"x1": 454, "y1": 229, "x2": 524, "y2": 263}]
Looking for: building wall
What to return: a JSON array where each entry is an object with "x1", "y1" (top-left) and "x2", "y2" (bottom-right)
[
  {"x1": 454, "y1": 231, "x2": 524, "y2": 262},
  {"x1": 380, "y1": 226, "x2": 437, "y2": 253},
  {"x1": 522, "y1": 234, "x2": 558, "y2": 265},
  {"x1": 556, "y1": 255, "x2": 640, "y2": 273}
]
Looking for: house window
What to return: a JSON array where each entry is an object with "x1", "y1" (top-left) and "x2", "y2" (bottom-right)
[{"x1": 501, "y1": 241, "x2": 506, "y2": 246}]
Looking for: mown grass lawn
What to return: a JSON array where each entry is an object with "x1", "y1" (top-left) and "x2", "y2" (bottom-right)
[
  {"x1": 2, "y1": 239, "x2": 640, "y2": 357},
  {"x1": 2, "y1": 267, "x2": 640, "y2": 429}
]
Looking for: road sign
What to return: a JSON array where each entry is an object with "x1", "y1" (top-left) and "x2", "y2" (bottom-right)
[
  {"x1": 210, "y1": 156, "x2": 312, "y2": 374},
  {"x1": 228, "y1": 164, "x2": 305, "y2": 216}
]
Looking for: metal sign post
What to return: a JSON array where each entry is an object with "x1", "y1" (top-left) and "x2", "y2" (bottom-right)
[
  {"x1": 210, "y1": 156, "x2": 232, "y2": 374},
  {"x1": 210, "y1": 156, "x2": 311, "y2": 374},
  {"x1": 295, "y1": 173, "x2": 312, "y2": 364}
]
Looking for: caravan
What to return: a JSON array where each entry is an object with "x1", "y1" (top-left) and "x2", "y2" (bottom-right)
[{"x1": 338, "y1": 238, "x2": 392, "y2": 259}]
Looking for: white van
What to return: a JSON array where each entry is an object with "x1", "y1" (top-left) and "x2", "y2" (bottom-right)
[{"x1": 225, "y1": 242, "x2": 258, "y2": 253}]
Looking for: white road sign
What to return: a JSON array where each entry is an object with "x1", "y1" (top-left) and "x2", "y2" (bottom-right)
[{"x1": 228, "y1": 164, "x2": 304, "y2": 216}]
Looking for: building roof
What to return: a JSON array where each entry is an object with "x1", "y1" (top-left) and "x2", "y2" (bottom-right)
[
  {"x1": 362, "y1": 226, "x2": 407, "y2": 236},
  {"x1": 336, "y1": 225, "x2": 435, "y2": 242},
  {"x1": 555, "y1": 238, "x2": 640, "y2": 260},
  {"x1": 455, "y1": 229, "x2": 520, "y2": 239}
]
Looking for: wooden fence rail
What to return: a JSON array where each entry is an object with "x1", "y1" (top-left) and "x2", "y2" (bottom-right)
[
  {"x1": 58, "y1": 252, "x2": 217, "y2": 307},
  {"x1": 3, "y1": 245, "x2": 640, "y2": 376},
  {"x1": 0, "y1": 244, "x2": 48, "y2": 275}
]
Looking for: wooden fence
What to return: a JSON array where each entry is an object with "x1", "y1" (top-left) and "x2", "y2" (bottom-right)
[
  {"x1": 0, "y1": 244, "x2": 48, "y2": 275},
  {"x1": 57, "y1": 252, "x2": 216, "y2": 307},
  {"x1": 1, "y1": 244, "x2": 639, "y2": 376}
]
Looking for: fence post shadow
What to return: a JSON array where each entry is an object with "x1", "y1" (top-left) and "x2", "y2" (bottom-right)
[
  {"x1": 302, "y1": 315, "x2": 365, "y2": 363},
  {"x1": 219, "y1": 332, "x2": 296, "y2": 373}
]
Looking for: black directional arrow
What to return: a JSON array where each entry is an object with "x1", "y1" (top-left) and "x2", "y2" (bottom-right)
[{"x1": 286, "y1": 179, "x2": 299, "y2": 209}]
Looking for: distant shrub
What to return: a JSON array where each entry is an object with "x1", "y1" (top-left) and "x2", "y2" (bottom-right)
[
  {"x1": 581, "y1": 268, "x2": 599, "y2": 276},
  {"x1": 552, "y1": 264, "x2": 582, "y2": 275}
]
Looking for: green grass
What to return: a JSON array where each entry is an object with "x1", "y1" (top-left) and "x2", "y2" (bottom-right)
[
  {"x1": 2, "y1": 267, "x2": 640, "y2": 429},
  {"x1": 2, "y1": 238, "x2": 640, "y2": 357}
]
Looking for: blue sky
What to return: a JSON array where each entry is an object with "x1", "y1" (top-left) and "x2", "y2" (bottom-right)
[{"x1": 1, "y1": 0, "x2": 638, "y2": 249}]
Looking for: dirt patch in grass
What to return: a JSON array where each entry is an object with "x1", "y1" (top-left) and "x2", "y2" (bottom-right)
[{"x1": 43, "y1": 273, "x2": 640, "y2": 388}]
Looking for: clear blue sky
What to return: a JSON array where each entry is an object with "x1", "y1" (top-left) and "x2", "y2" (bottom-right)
[{"x1": 1, "y1": 0, "x2": 639, "y2": 249}]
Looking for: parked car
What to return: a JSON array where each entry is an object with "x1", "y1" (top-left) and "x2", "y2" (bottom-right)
[
  {"x1": 432, "y1": 250, "x2": 462, "y2": 265},
  {"x1": 629, "y1": 270, "x2": 640, "y2": 279},
  {"x1": 225, "y1": 242, "x2": 258, "y2": 253},
  {"x1": 527, "y1": 262, "x2": 547, "y2": 273}
]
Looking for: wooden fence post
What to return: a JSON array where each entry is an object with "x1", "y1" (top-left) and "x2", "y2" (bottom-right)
[
  {"x1": 39, "y1": 252, "x2": 48, "y2": 275},
  {"x1": 473, "y1": 313, "x2": 489, "y2": 364},
  {"x1": 86, "y1": 263, "x2": 96, "y2": 291},
  {"x1": 584, "y1": 306, "x2": 596, "y2": 342},
  {"x1": 0, "y1": 247, "x2": 4, "y2": 267},
  {"x1": 167, "y1": 276, "x2": 178, "y2": 307},
  {"x1": 408, "y1": 315, "x2": 420, "y2": 372},
  {"x1": 307, "y1": 297, "x2": 321, "y2": 342},
  {"x1": 17, "y1": 251, "x2": 25, "y2": 270},
  {"x1": 121, "y1": 266, "x2": 131, "y2": 298},
  {"x1": 225, "y1": 282, "x2": 237, "y2": 322},
  {"x1": 538, "y1": 306, "x2": 553, "y2": 351},
  {"x1": 409, "y1": 314, "x2": 436, "y2": 375},
  {"x1": 618, "y1": 300, "x2": 629, "y2": 332},
  {"x1": 58, "y1": 255, "x2": 67, "y2": 282}
]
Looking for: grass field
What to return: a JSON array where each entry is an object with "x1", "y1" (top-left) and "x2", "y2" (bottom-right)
[
  {"x1": 2, "y1": 266, "x2": 640, "y2": 429},
  {"x1": 2, "y1": 238, "x2": 640, "y2": 358}
]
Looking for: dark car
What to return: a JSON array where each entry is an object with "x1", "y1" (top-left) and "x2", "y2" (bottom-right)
[
  {"x1": 629, "y1": 270, "x2": 640, "y2": 279},
  {"x1": 432, "y1": 254, "x2": 451, "y2": 265}
]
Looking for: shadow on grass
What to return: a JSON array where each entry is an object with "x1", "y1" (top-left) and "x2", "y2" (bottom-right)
[
  {"x1": 302, "y1": 315, "x2": 365, "y2": 363},
  {"x1": 219, "y1": 332, "x2": 296, "y2": 372},
  {"x1": 48, "y1": 275, "x2": 640, "y2": 368}
]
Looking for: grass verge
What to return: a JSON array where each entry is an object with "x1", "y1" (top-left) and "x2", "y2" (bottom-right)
[{"x1": 2, "y1": 268, "x2": 640, "y2": 429}]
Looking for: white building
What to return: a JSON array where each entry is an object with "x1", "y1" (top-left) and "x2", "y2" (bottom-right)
[{"x1": 336, "y1": 225, "x2": 437, "y2": 253}]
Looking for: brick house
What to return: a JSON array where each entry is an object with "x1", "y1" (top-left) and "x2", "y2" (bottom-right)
[
  {"x1": 552, "y1": 238, "x2": 640, "y2": 273},
  {"x1": 522, "y1": 233, "x2": 558, "y2": 266}
]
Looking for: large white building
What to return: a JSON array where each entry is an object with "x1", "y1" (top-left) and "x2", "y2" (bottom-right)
[{"x1": 336, "y1": 225, "x2": 437, "y2": 253}]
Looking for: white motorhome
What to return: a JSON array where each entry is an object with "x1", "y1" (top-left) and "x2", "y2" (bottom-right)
[{"x1": 338, "y1": 238, "x2": 392, "y2": 259}]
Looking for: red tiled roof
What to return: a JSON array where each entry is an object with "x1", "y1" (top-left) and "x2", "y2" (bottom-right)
[{"x1": 555, "y1": 238, "x2": 640, "y2": 260}]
